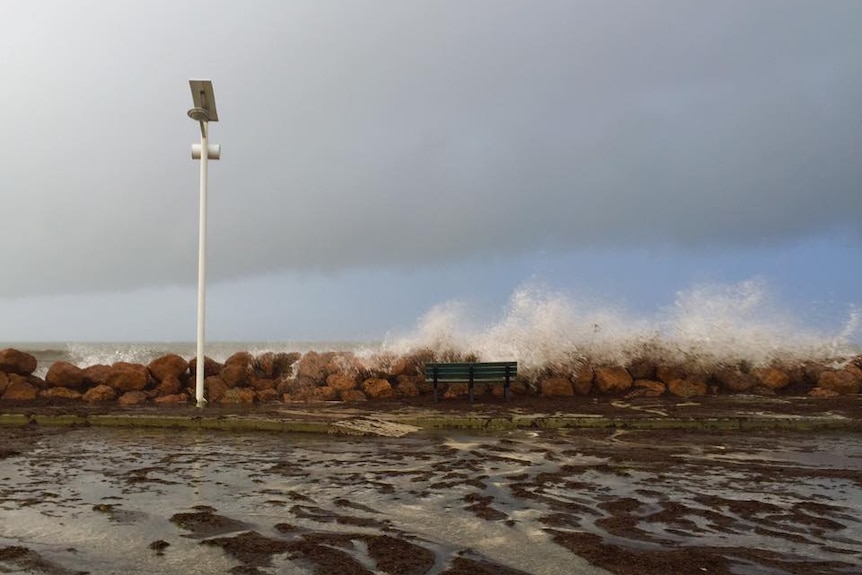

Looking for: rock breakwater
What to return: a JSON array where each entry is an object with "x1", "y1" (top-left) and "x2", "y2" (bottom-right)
[{"x1": 0, "y1": 347, "x2": 860, "y2": 406}]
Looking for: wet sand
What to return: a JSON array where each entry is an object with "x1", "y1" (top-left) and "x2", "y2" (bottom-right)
[{"x1": 1, "y1": 397, "x2": 860, "y2": 575}]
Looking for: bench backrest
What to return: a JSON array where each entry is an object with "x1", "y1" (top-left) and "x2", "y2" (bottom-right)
[{"x1": 424, "y1": 361, "x2": 518, "y2": 383}]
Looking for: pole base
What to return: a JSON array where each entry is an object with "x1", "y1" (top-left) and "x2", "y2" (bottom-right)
[{"x1": 196, "y1": 398, "x2": 207, "y2": 408}]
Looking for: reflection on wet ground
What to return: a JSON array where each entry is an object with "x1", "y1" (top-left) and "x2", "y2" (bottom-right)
[{"x1": 0, "y1": 426, "x2": 860, "y2": 574}]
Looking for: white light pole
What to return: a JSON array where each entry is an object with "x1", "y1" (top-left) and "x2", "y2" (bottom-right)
[{"x1": 188, "y1": 79, "x2": 221, "y2": 408}]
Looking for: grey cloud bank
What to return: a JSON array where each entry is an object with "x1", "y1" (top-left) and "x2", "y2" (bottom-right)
[{"x1": 1, "y1": 0, "x2": 861, "y2": 300}]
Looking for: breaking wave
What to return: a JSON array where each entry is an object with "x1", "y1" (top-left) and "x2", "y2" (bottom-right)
[{"x1": 380, "y1": 279, "x2": 860, "y2": 372}]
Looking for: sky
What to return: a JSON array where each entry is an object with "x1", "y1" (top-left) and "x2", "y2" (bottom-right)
[{"x1": 0, "y1": 0, "x2": 860, "y2": 344}]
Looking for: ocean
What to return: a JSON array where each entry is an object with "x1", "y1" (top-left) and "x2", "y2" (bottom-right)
[{"x1": 3, "y1": 282, "x2": 860, "y2": 377}]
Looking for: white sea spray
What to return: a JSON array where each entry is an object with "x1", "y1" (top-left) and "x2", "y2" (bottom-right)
[{"x1": 379, "y1": 279, "x2": 860, "y2": 377}]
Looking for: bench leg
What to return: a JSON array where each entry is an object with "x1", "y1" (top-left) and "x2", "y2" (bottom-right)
[
  {"x1": 433, "y1": 379, "x2": 438, "y2": 403},
  {"x1": 469, "y1": 372, "x2": 474, "y2": 403},
  {"x1": 505, "y1": 371, "x2": 511, "y2": 400}
]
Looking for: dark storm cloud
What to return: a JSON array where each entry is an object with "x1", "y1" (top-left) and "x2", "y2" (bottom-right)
[{"x1": 1, "y1": 0, "x2": 860, "y2": 297}]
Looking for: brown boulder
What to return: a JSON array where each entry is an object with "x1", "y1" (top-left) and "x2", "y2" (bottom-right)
[
  {"x1": 817, "y1": 370, "x2": 861, "y2": 395},
  {"x1": 148, "y1": 354, "x2": 189, "y2": 383},
  {"x1": 633, "y1": 379, "x2": 666, "y2": 397},
  {"x1": 627, "y1": 359, "x2": 656, "y2": 381},
  {"x1": 572, "y1": 365, "x2": 593, "y2": 395},
  {"x1": 2, "y1": 377, "x2": 38, "y2": 401},
  {"x1": 189, "y1": 356, "x2": 223, "y2": 378},
  {"x1": 595, "y1": 367, "x2": 633, "y2": 394},
  {"x1": 540, "y1": 377, "x2": 574, "y2": 397},
  {"x1": 83, "y1": 364, "x2": 112, "y2": 387},
  {"x1": 83, "y1": 385, "x2": 117, "y2": 403},
  {"x1": 45, "y1": 361, "x2": 86, "y2": 389},
  {"x1": 339, "y1": 389, "x2": 367, "y2": 402},
  {"x1": 218, "y1": 388, "x2": 257, "y2": 404},
  {"x1": 283, "y1": 385, "x2": 336, "y2": 403},
  {"x1": 225, "y1": 351, "x2": 254, "y2": 370},
  {"x1": 491, "y1": 380, "x2": 528, "y2": 397},
  {"x1": 443, "y1": 383, "x2": 470, "y2": 399},
  {"x1": 389, "y1": 350, "x2": 434, "y2": 377},
  {"x1": 714, "y1": 368, "x2": 756, "y2": 393},
  {"x1": 154, "y1": 393, "x2": 188, "y2": 404},
  {"x1": 326, "y1": 374, "x2": 357, "y2": 391},
  {"x1": 107, "y1": 362, "x2": 150, "y2": 392},
  {"x1": 154, "y1": 375, "x2": 183, "y2": 397},
  {"x1": 667, "y1": 378, "x2": 708, "y2": 398},
  {"x1": 656, "y1": 365, "x2": 686, "y2": 384},
  {"x1": 221, "y1": 364, "x2": 252, "y2": 388},
  {"x1": 118, "y1": 391, "x2": 148, "y2": 406},
  {"x1": 753, "y1": 367, "x2": 790, "y2": 391},
  {"x1": 326, "y1": 352, "x2": 362, "y2": 377},
  {"x1": 250, "y1": 378, "x2": 276, "y2": 392},
  {"x1": 41, "y1": 387, "x2": 82, "y2": 400},
  {"x1": 394, "y1": 376, "x2": 420, "y2": 398},
  {"x1": 808, "y1": 387, "x2": 840, "y2": 398},
  {"x1": 254, "y1": 352, "x2": 300, "y2": 378},
  {"x1": 257, "y1": 388, "x2": 281, "y2": 403},
  {"x1": 204, "y1": 376, "x2": 229, "y2": 403},
  {"x1": 362, "y1": 378, "x2": 393, "y2": 399},
  {"x1": 0, "y1": 348, "x2": 37, "y2": 376},
  {"x1": 296, "y1": 351, "x2": 330, "y2": 384}
]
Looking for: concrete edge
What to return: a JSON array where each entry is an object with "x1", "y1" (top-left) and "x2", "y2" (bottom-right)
[{"x1": 1, "y1": 413, "x2": 859, "y2": 434}]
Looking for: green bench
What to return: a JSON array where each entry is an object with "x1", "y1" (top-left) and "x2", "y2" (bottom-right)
[{"x1": 424, "y1": 361, "x2": 518, "y2": 402}]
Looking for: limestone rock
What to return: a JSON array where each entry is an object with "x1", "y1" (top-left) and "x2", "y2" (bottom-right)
[
  {"x1": 0, "y1": 348, "x2": 37, "y2": 376},
  {"x1": 595, "y1": 367, "x2": 633, "y2": 394},
  {"x1": 46, "y1": 361, "x2": 86, "y2": 389},
  {"x1": 148, "y1": 354, "x2": 189, "y2": 383},
  {"x1": 84, "y1": 385, "x2": 117, "y2": 403}
]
